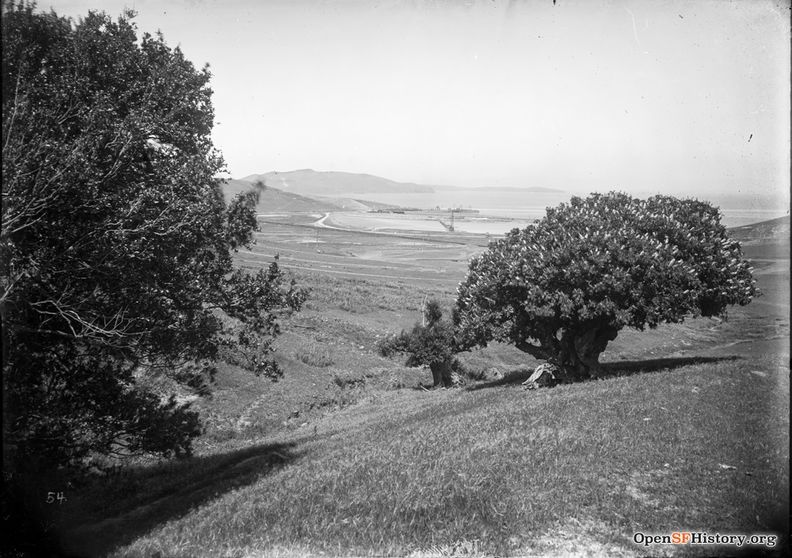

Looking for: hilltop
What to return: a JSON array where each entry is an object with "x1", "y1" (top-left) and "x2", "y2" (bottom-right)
[
  {"x1": 222, "y1": 179, "x2": 407, "y2": 214},
  {"x1": 239, "y1": 169, "x2": 434, "y2": 196}
]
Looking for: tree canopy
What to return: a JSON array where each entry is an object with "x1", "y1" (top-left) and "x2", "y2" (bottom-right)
[
  {"x1": 1, "y1": 3, "x2": 304, "y2": 470},
  {"x1": 454, "y1": 192, "x2": 756, "y2": 380}
]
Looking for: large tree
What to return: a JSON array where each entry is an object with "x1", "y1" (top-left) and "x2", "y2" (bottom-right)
[
  {"x1": 454, "y1": 192, "x2": 756, "y2": 381},
  {"x1": 1, "y1": 3, "x2": 304, "y2": 471}
]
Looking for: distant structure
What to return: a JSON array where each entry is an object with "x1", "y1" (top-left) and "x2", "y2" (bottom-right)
[
  {"x1": 436, "y1": 207, "x2": 477, "y2": 232},
  {"x1": 438, "y1": 208, "x2": 459, "y2": 232}
]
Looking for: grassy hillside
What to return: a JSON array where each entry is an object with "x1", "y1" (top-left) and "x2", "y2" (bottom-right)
[
  {"x1": 61, "y1": 353, "x2": 789, "y2": 557},
  {"x1": 37, "y1": 217, "x2": 790, "y2": 557},
  {"x1": 729, "y1": 214, "x2": 789, "y2": 238},
  {"x1": 728, "y1": 215, "x2": 790, "y2": 261},
  {"x1": 222, "y1": 179, "x2": 342, "y2": 213}
]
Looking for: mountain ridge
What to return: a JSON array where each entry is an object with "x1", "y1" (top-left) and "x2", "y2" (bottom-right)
[
  {"x1": 239, "y1": 169, "x2": 434, "y2": 196},
  {"x1": 237, "y1": 169, "x2": 566, "y2": 196}
]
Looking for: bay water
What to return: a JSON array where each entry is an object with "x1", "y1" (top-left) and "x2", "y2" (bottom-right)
[{"x1": 355, "y1": 190, "x2": 788, "y2": 233}]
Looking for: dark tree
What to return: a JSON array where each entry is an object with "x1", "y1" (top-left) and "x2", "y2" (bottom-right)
[
  {"x1": 454, "y1": 192, "x2": 756, "y2": 381},
  {"x1": 379, "y1": 300, "x2": 457, "y2": 388},
  {"x1": 1, "y1": 3, "x2": 305, "y2": 472}
]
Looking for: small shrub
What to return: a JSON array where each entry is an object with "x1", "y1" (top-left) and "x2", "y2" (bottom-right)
[
  {"x1": 332, "y1": 373, "x2": 366, "y2": 389},
  {"x1": 309, "y1": 384, "x2": 363, "y2": 411},
  {"x1": 379, "y1": 300, "x2": 458, "y2": 387},
  {"x1": 384, "y1": 373, "x2": 406, "y2": 390},
  {"x1": 294, "y1": 346, "x2": 335, "y2": 368},
  {"x1": 339, "y1": 294, "x2": 364, "y2": 313}
]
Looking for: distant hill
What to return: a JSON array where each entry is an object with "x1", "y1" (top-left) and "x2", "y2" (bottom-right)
[
  {"x1": 239, "y1": 169, "x2": 434, "y2": 196},
  {"x1": 221, "y1": 179, "x2": 342, "y2": 213},
  {"x1": 728, "y1": 214, "x2": 790, "y2": 242}
]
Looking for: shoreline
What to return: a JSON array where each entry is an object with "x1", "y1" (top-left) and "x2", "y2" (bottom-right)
[{"x1": 286, "y1": 209, "x2": 789, "y2": 237}]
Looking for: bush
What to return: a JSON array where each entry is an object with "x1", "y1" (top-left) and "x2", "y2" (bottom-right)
[
  {"x1": 295, "y1": 345, "x2": 336, "y2": 368},
  {"x1": 379, "y1": 300, "x2": 458, "y2": 387}
]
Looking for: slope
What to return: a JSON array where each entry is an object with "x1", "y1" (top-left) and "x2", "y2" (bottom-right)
[
  {"x1": 222, "y1": 179, "x2": 342, "y2": 213},
  {"x1": 63, "y1": 350, "x2": 789, "y2": 558},
  {"x1": 44, "y1": 216, "x2": 790, "y2": 557}
]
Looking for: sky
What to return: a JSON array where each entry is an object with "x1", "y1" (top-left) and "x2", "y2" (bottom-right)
[{"x1": 42, "y1": 0, "x2": 790, "y2": 203}]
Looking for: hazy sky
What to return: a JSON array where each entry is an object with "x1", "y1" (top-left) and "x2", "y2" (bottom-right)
[{"x1": 43, "y1": 0, "x2": 789, "y2": 201}]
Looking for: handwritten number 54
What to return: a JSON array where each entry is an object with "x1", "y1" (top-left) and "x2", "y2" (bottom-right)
[{"x1": 46, "y1": 492, "x2": 66, "y2": 504}]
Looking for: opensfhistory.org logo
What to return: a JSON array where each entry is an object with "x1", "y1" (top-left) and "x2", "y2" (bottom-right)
[{"x1": 633, "y1": 531, "x2": 778, "y2": 549}]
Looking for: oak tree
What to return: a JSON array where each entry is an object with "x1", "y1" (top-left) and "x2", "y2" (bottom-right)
[
  {"x1": 1, "y1": 3, "x2": 304, "y2": 471},
  {"x1": 454, "y1": 192, "x2": 756, "y2": 381}
]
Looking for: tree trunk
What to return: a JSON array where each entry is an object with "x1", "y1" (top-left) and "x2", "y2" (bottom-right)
[
  {"x1": 556, "y1": 326, "x2": 619, "y2": 381},
  {"x1": 429, "y1": 360, "x2": 453, "y2": 387}
]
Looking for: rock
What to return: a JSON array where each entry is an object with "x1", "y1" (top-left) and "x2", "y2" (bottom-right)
[
  {"x1": 450, "y1": 371, "x2": 467, "y2": 387},
  {"x1": 522, "y1": 363, "x2": 559, "y2": 390}
]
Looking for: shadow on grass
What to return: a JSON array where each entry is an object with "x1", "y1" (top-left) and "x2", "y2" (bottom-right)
[
  {"x1": 466, "y1": 355, "x2": 741, "y2": 391},
  {"x1": 32, "y1": 442, "x2": 302, "y2": 558},
  {"x1": 465, "y1": 368, "x2": 535, "y2": 391},
  {"x1": 601, "y1": 355, "x2": 740, "y2": 377}
]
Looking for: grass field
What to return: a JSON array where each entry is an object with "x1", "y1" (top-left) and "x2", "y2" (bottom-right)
[{"x1": 37, "y1": 214, "x2": 790, "y2": 557}]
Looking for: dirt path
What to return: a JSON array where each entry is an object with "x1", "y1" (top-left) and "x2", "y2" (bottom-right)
[{"x1": 313, "y1": 212, "x2": 332, "y2": 228}]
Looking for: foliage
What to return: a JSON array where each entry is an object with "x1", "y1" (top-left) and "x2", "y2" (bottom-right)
[
  {"x1": 378, "y1": 300, "x2": 457, "y2": 387},
  {"x1": 1, "y1": 3, "x2": 304, "y2": 471},
  {"x1": 454, "y1": 192, "x2": 756, "y2": 379}
]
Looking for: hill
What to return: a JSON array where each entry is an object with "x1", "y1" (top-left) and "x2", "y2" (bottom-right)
[
  {"x1": 728, "y1": 214, "x2": 790, "y2": 241},
  {"x1": 239, "y1": 169, "x2": 434, "y2": 196},
  {"x1": 222, "y1": 179, "x2": 342, "y2": 213},
  {"x1": 728, "y1": 214, "x2": 790, "y2": 261},
  {"x1": 61, "y1": 338, "x2": 790, "y2": 557},
  {"x1": 36, "y1": 215, "x2": 791, "y2": 557},
  {"x1": 239, "y1": 170, "x2": 567, "y2": 197}
]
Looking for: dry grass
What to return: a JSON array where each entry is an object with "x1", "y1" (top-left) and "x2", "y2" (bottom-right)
[
  {"x1": 49, "y1": 355, "x2": 788, "y2": 558},
  {"x1": 32, "y1": 219, "x2": 789, "y2": 557}
]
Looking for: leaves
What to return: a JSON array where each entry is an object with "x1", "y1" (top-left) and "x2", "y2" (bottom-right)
[
  {"x1": 379, "y1": 301, "x2": 455, "y2": 368},
  {"x1": 1, "y1": 3, "x2": 303, "y2": 470},
  {"x1": 454, "y1": 192, "x2": 757, "y2": 361}
]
